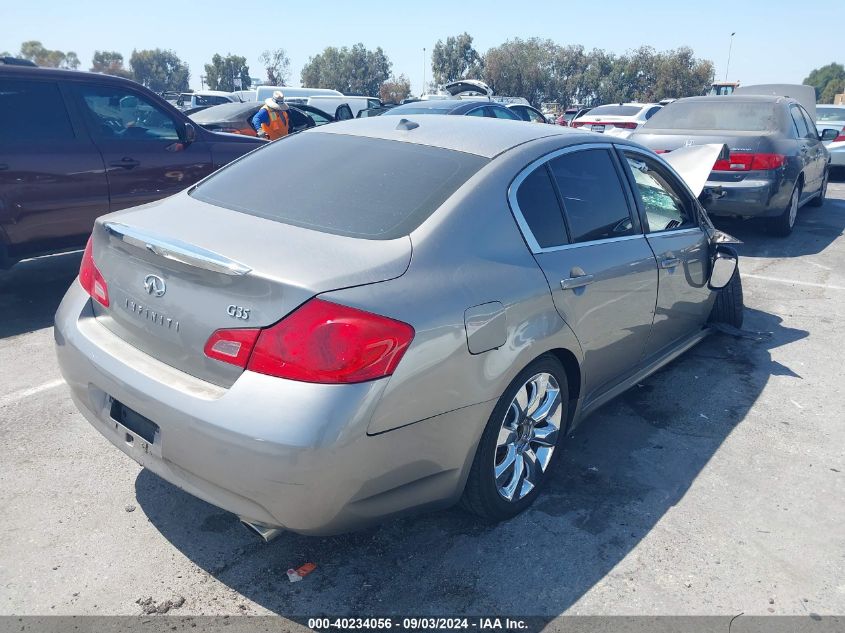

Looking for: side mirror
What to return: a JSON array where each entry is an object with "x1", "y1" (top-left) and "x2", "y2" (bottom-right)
[
  {"x1": 708, "y1": 245, "x2": 738, "y2": 290},
  {"x1": 182, "y1": 122, "x2": 197, "y2": 144},
  {"x1": 820, "y1": 128, "x2": 839, "y2": 142}
]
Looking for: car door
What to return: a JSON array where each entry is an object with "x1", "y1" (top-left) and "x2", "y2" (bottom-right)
[
  {"x1": 789, "y1": 105, "x2": 819, "y2": 194},
  {"x1": 0, "y1": 76, "x2": 109, "y2": 257},
  {"x1": 798, "y1": 105, "x2": 826, "y2": 193},
  {"x1": 508, "y1": 144, "x2": 658, "y2": 399},
  {"x1": 618, "y1": 148, "x2": 712, "y2": 359},
  {"x1": 71, "y1": 83, "x2": 214, "y2": 212}
]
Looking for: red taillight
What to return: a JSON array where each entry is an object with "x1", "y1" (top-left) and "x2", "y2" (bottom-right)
[
  {"x1": 712, "y1": 153, "x2": 786, "y2": 172},
  {"x1": 835, "y1": 127, "x2": 845, "y2": 142},
  {"x1": 571, "y1": 121, "x2": 586, "y2": 128},
  {"x1": 204, "y1": 328, "x2": 260, "y2": 368},
  {"x1": 79, "y1": 237, "x2": 109, "y2": 307},
  {"x1": 613, "y1": 121, "x2": 637, "y2": 129},
  {"x1": 654, "y1": 149, "x2": 669, "y2": 154},
  {"x1": 205, "y1": 298, "x2": 415, "y2": 384}
]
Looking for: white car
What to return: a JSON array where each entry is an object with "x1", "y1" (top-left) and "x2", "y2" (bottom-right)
[
  {"x1": 571, "y1": 102, "x2": 662, "y2": 135},
  {"x1": 306, "y1": 95, "x2": 382, "y2": 118},
  {"x1": 176, "y1": 90, "x2": 239, "y2": 110}
]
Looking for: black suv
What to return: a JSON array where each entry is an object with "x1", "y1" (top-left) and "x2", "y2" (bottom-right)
[{"x1": 0, "y1": 64, "x2": 265, "y2": 267}]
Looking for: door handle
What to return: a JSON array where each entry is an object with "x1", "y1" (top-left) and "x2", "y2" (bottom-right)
[
  {"x1": 659, "y1": 257, "x2": 681, "y2": 269},
  {"x1": 560, "y1": 274, "x2": 595, "y2": 290},
  {"x1": 110, "y1": 157, "x2": 140, "y2": 169}
]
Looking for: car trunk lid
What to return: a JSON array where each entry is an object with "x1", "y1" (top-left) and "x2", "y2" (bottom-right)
[{"x1": 90, "y1": 193, "x2": 412, "y2": 387}]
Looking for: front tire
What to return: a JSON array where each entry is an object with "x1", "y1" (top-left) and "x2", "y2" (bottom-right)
[
  {"x1": 808, "y1": 169, "x2": 828, "y2": 208},
  {"x1": 770, "y1": 181, "x2": 801, "y2": 237},
  {"x1": 462, "y1": 355, "x2": 568, "y2": 521},
  {"x1": 708, "y1": 269, "x2": 744, "y2": 328}
]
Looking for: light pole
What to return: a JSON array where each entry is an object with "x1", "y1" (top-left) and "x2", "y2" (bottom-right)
[
  {"x1": 422, "y1": 47, "x2": 426, "y2": 96},
  {"x1": 725, "y1": 32, "x2": 736, "y2": 82}
]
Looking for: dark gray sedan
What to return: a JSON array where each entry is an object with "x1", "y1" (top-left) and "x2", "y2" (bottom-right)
[{"x1": 632, "y1": 96, "x2": 837, "y2": 236}]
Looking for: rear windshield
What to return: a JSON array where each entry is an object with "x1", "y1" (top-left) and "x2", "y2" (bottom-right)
[
  {"x1": 817, "y1": 107, "x2": 845, "y2": 122},
  {"x1": 644, "y1": 101, "x2": 779, "y2": 131},
  {"x1": 586, "y1": 105, "x2": 642, "y2": 116},
  {"x1": 190, "y1": 132, "x2": 488, "y2": 239},
  {"x1": 385, "y1": 104, "x2": 455, "y2": 115}
]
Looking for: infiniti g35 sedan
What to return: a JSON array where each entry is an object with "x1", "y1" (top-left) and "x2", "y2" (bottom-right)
[{"x1": 55, "y1": 116, "x2": 741, "y2": 538}]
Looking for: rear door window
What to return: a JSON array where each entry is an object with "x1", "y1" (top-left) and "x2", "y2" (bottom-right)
[
  {"x1": 548, "y1": 148, "x2": 635, "y2": 243},
  {"x1": 190, "y1": 132, "x2": 488, "y2": 239},
  {"x1": 0, "y1": 79, "x2": 75, "y2": 142},
  {"x1": 799, "y1": 106, "x2": 819, "y2": 140},
  {"x1": 514, "y1": 166, "x2": 568, "y2": 248},
  {"x1": 790, "y1": 106, "x2": 810, "y2": 139}
]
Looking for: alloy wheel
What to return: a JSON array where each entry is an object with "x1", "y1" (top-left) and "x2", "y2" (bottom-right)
[{"x1": 493, "y1": 372, "x2": 562, "y2": 502}]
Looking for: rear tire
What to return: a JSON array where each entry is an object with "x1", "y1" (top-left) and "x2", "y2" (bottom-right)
[
  {"x1": 708, "y1": 268, "x2": 744, "y2": 328},
  {"x1": 462, "y1": 355, "x2": 568, "y2": 522},
  {"x1": 770, "y1": 181, "x2": 801, "y2": 237},
  {"x1": 808, "y1": 169, "x2": 828, "y2": 208}
]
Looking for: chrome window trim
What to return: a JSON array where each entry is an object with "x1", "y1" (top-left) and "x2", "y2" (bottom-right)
[
  {"x1": 507, "y1": 142, "x2": 638, "y2": 254},
  {"x1": 646, "y1": 227, "x2": 702, "y2": 238}
]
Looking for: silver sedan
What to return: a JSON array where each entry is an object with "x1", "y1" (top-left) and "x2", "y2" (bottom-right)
[{"x1": 55, "y1": 116, "x2": 741, "y2": 537}]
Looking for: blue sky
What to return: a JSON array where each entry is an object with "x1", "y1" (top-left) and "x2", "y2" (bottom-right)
[{"x1": 4, "y1": 0, "x2": 843, "y2": 95}]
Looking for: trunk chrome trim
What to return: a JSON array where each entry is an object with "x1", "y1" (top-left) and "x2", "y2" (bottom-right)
[{"x1": 103, "y1": 222, "x2": 252, "y2": 276}]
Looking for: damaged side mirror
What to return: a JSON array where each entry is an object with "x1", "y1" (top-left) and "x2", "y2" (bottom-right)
[{"x1": 708, "y1": 245, "x2": 738, "y2": 290}]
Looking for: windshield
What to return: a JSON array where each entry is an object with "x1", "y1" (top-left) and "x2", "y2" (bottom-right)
[
  {"x1": 817, "y1": 107, "x2": 845, "y2": 122},
  {"x1": 586, "y1": 105, "x2": 642, "y2": 116},
  {"x1": 190, "y1": 132, "x2": 488, "y2": 239},
  {"x1": 644, "y1": 100, "x2": 779, "y2": 131}
]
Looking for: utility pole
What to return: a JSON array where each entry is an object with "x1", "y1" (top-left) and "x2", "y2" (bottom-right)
[
  {"x1": 422, "y1": 47, "x2": 426, "y2": 96},
  {"x1": 725, "y1": 32, "x2": 736, "y2": 82}
]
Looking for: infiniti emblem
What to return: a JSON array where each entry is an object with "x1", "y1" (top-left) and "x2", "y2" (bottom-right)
[{"x1": 143, "y1": 274, "x2": 166, "y2": 297}]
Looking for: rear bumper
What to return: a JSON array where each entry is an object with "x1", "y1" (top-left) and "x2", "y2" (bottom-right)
[
  {"x1": 54, "y1": 282, "x2": 488, "y2": 535},
  {"x1": 703, "y1": 173, "x2": 790, "y2": 218}
]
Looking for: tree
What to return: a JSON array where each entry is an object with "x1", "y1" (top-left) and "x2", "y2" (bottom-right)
[
  {"x1": 301, "y1": 44, "x2": 391, "y2": 96},
  {"x1": 820, "y1": 78, "x2": 845, "y2": 104},
  {"x1": 803, "y1": 63, "x2": 845, "y2": 102},
  {"x1": 651, "y1": 47, "x2": 713, "y2": 101},
  {"x1": 129, "y1": 49, "x2": 189, "y2": 92},
  {"x1": 431, "y1": 32, "x2": 483, "y2": 86},
  {"x1": 483, "y1": 38, "x2": 561, "y2": 107},
  {"x1": 19, "y1": 40, "x2": 80, "y2": 69},
  {"x1": 204, "y1": 53, "x2": 251, "y2": 92},
  {"x1": 90, "y1": 50, "x2": 133, "y2": 79},
  {"x1": 259, "y1": 48, "x2": 290, "y2": 86},
  {"x1": 380, "y1": 74, "x2": 411, "y2": 103}
]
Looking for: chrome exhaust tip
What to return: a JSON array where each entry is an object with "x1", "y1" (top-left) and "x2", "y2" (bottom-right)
[{"x1": 240, "y1": 519, "x2": 283, "y2": 542}]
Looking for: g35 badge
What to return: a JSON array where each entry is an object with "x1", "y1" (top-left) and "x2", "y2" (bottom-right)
[{"x1": 227, "y1": 305, "x2": 251, "y2": 320}]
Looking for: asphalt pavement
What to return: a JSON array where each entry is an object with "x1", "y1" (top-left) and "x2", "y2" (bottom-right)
[{"x1": 1, "y1": 181, "x2": 844, "y2": 623}]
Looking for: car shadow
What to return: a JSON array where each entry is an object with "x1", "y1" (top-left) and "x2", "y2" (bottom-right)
[
  {"x1": 0, "y1": 251, "x2": 82, "y2": 339},
  {"x1": 134, "y1": 305, "x2": 806, "y2": 619},
  {"x1": 712, "y1": 194, "x2": 845, "y2": 259}
]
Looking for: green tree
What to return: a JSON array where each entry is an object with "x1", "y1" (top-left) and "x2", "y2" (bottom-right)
[
  {"x1": 820, "y1": 78, "x2": 844, "y2": 104},
  {"x1": 90, "y1": 50, "x2": 132, "y2": 79},
  {"x1": 651, "y1": 47, "x2": 714, "y2": 100},
  {"x1": 259, "y1": 48, "x2": 290, "y2": 86},
  {"x1": 431, "y1": 32, "x2": 483, "y2": 86},
  {"x1": 379, "y1": 74, "x2": 411, "y2": 103},
  {"x1": 803, "y1": 63, "x2": 845, "y2": 101},
  {"x1": 19, "y1": 41, "x2": 80, "y2": 69},
  {"x1": 204, "y1": 53, "x2": 251, "y2": 92},
  {"x1": 301, "y1": 44, "x2": 391, "y2": 96},
  {"x1": 129, "y1": 49, "x2": 189, "y2": 92},
  {"x1": 482, "y1": 38, "x2": 561, "y2": 107}
]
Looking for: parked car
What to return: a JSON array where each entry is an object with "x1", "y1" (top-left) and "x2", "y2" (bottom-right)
[
  {"x1": 570, "y1": 102, "x2": 662, "y2": 133},
  {"x1": 307, "y1": 95, "x2": 382, "y2": 118},
  {"x1": 556, "y1": 107, "x2": 591, "y2": 126},
  {"x1": 507, "y1": 103, "x2": 550, "y2": 123},
  {"x1": 815, "y1": 105, "x2": 845, "y2": 156},
  {"x1": 253, "y1": 85, "x2": 343, "y2": 105},
  {"x1": 632, "y1": 95, "x2": 837, "y2": 236},
  {"x1": 356, "y1": 104, "x2": 396, "y2": 118},
  {"x1": 55, "y1": 116, "x2": 742, "y2": 538},
  {"x1": 0, "y1": 65, "x2": 265, "y2": 268},
  {"x1": 175, "y1": 90, "x2": 239, "y2": 111},
  {"x1": 383, "y1": 99, "x2": 521, "y2": 120},
  {"x1": 189, "y1": 102, "x2": 340, "y2": 136}
]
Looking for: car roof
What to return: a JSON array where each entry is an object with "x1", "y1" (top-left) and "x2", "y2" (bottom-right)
[
  {"x1": 311, "y1": 115, "x2": 601, "y2": 159},
  {"x1": 673, "y1": 95, "x2": 792, "y2": 105},
  {"x1": 0, "y1": 64, "x2": 140, "y2": 87}
]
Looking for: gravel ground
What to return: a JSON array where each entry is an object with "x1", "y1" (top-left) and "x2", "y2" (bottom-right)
[{"x1": 1, "y1": 181, "x2": 844, "y2": 623}]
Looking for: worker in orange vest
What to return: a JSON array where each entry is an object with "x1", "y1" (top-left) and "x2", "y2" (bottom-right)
[{"x1": 252, "y1": 90, "x2": 290, "y2": 140}]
